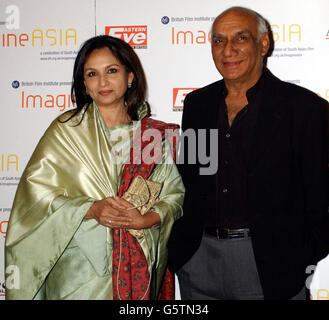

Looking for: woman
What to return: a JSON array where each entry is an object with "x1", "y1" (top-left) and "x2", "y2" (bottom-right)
[{"x1": 5, "y1": 35, "x2": 184, "y2": 300}]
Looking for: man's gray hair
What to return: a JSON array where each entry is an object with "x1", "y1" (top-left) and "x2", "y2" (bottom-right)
[{"x1": 211, "y1": 6, "x2": 268, "y2": 40}]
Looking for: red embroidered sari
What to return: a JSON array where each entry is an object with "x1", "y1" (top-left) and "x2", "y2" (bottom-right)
[{"x1": 112, "y1": 117, "x2": 179, "y2": 300}]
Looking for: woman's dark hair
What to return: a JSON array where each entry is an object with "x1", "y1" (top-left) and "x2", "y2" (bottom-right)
[{"x1": 62, "y1": 35, "x2": 148, "y2": 123}]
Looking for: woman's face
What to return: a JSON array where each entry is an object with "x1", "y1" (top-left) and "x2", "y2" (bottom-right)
[{"x1": 83, "y1": 47, "x2": 134, "y2": 110}]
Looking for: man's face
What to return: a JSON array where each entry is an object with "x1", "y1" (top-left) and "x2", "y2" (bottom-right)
[{"x1": 211, "y1": 10, "x2": 269, "y2": 86}]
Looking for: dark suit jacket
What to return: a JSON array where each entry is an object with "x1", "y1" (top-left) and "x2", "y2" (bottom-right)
[{"x1": 167, "y1": 69, "x2": 329, "y2": 300}]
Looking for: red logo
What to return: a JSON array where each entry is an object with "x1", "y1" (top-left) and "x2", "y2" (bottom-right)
[
  {"x1": 173, "y1": 88, "x2": 198, "y2": 111},
  {"x1": 0, "y1": 220, "x2": 8, "y2": 239},
  {"x1": 105, "y1": 26, "x2": 147, "y2": 48}
]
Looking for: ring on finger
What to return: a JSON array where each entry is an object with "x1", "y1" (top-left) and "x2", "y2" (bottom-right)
[{"x1": 108, "y1": 219, "x2": 112, "y2": 225}]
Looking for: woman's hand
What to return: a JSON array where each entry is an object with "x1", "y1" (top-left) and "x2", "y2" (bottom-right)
[
  {"x1": 85, "y1": 197, "x2": 133, "y2": 228},
  {"x1": 85, "y1": 196, "x2": 161, "y2": 230},
  {"x1": 113, "y1": 197, "x2": 161, "y2": 230}
]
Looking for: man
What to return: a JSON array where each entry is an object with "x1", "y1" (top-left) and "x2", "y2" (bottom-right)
[{"x1": 167, "y1": 6, "x2": 329, "y2": 300}]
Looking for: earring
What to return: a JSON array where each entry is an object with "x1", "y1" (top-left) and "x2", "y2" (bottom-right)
[{"x1": 128, "y1": 82, "x2": 132, "y2": 88}]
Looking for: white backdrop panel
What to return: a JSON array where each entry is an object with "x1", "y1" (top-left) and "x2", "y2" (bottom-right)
[
  {"x1": 1, "y1": 0, "x2": 328, "y2": 300},
  {"x1": 0, "y1": 0, "x2": 95, "y2": 299}
]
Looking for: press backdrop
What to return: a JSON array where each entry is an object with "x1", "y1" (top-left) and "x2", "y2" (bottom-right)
[{"x1": 1, "y1": 0, "x2": 329, "y2": 300}]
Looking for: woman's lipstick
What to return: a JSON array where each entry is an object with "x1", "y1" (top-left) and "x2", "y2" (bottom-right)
[{"x1": 98, "y1": 90, "x2": 112, "y2": 96}]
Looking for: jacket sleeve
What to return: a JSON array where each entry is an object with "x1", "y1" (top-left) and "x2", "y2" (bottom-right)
[{"x1": 301, "y1": 98, "x2": 329, "y2": 265}]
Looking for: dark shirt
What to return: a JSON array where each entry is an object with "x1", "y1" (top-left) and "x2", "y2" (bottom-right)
[{"x1": 206, "y1": 73, "x2": 264, "y2": 228}]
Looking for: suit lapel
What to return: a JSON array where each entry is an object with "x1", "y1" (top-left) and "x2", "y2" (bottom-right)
[
  {"x1": 205, "y1": 81, "x2": 223, "y2": 129},
  {"x1": 247, "y1": 71, "x2": 286, "y2": 172}
]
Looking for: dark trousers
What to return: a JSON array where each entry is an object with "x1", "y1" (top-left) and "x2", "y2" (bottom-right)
[{"x1": 177, "y1": 232, "x2": 306, "y2": 300}]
